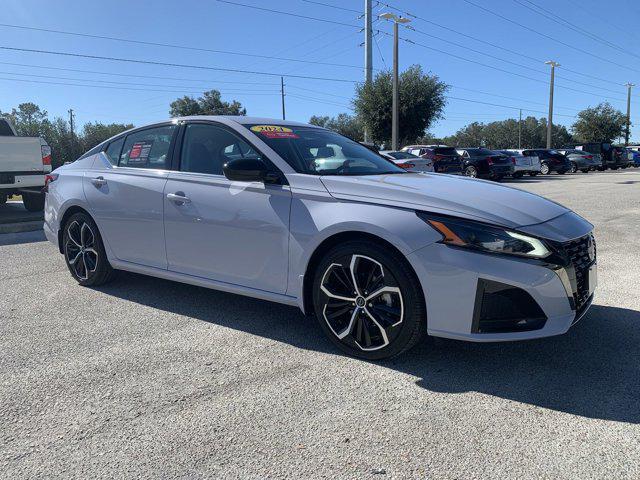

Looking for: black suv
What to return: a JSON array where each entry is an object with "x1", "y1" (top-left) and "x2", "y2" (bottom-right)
[
  {"x1": 455, "y1": 148, "x2": 514, "y2": 180},
  {"x1": 522, "y1": 149, "x2": 571, "y2": 175}
]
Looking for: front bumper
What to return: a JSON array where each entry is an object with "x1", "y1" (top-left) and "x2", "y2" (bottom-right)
[{"x1": 407, "y1": 238, "x2": 595, "y2": 342}]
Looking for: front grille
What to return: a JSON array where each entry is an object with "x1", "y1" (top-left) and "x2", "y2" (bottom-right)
[{"x1": 563, "y1": 233, "x2": 596, "y2": 310}]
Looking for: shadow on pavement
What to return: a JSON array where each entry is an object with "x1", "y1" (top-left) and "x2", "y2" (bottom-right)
[
  {"x1": 0, "y1": 229, "x2": 46, "y2": 246},
  {"x1": 98, "y1": 272, "x2": 640, "y2": 424}
]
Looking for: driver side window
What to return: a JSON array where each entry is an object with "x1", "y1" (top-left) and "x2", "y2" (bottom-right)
[{"x1": 180, "y1": 123, "x2": 262, "y2": 175}]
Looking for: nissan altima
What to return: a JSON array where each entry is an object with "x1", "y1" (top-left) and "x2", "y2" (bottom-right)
[{"x1": 43, "y1": 117, "x2": 597, "y2": 359}]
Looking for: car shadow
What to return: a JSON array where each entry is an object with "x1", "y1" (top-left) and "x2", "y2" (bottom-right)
[
  {"x1": 502, "y1": 175, "x2": 571, "y2": 184},
  {"x1": 0, "y1": 229, "x2": 46, "y2": 246},
  {"x1": 97, "y1": 272, "x2": 640, "y2": 424}
]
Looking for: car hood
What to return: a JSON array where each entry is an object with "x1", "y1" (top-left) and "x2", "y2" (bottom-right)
[{"x1": 319, "y1": 173, "x2": 569, "y2": 229}]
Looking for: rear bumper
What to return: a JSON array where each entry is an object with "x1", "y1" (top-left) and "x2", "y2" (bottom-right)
[{"x1": 0, "y1": 172, "x2": 46, "y2": 191}]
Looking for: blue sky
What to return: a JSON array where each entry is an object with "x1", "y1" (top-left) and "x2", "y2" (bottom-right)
[{"x1": 1, "y1": 0, "x2": 639, "y2": 141}]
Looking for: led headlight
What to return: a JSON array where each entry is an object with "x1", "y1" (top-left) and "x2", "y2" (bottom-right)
[{"x1": 418, "y1": 213, "x2": 551, "y2": 259}]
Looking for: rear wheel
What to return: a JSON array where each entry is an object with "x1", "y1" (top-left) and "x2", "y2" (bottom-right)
[
  {"x1": 540, "y1": 163, "x2": 550, "y2": 175},
  {"x1": 570, "y1": 162, "x2": 578, "y2": 173},
  {"x1": 22, "y1": 192, "x2": 45, "y2": 212},
  {"x1": 63, "y1": 212, "x2": 115, "y2": 286},
  {"x1": 312, "y1": 241, "x2": 427, "y2": 360}
]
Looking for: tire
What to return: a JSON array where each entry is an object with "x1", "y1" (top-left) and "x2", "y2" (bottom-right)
[
  {"x1": 22, "y1": 192, "x2": 45, "y2": 212},
  {"x1": 62, "y1": 212, "x2": 115, "y2": 286},
  {"x1": 540, "y1": 163, "x2": 550, "y2": 175},
  {"x1": 464, "y1": 165, "x2": 478, "y2": 178},
  {"x1": 570, "y1": 162, "x2": 577, "y2": 173},
  {"x1": 311, "y1": 241, "x2": 427, "y2": 360}
]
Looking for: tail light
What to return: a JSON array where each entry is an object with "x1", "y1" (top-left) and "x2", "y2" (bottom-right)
[
  {"x1": 43, "y1": 173, "x2": 58, "y2": 193},
  {"x1": 433, "y1": 154, "x2": 445, "y2": 160},
  {"x1": 396, "y1": 162, "x2": 415, "y2": 169},
  {"x1": 585, "y1": 155, "x2": 593, "y2": 159},
  {"x1": 41, "y1": 145, "x2": 52, "y2": 166},
  {"x1": 487, "y1": 156, "x2": 494, "y2": 165},
  {"x1": 511, "y1": 157, "x2": 516, "y2": 165}
]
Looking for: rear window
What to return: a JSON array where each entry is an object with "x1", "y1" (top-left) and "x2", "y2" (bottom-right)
[
  {"x1": 433, "y1": 147, "x2": 458, "y2": 155},
  {"x1": 387, "y1": 151, "x2": 418, "y2": 159}
]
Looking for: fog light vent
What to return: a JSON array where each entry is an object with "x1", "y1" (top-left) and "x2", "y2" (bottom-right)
[{"x1": 472, "y1": 279, "x2": 547, "y2": 333}]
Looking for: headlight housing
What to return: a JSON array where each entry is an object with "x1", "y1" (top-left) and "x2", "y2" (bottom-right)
[{"x1": 418, "y1": 213, "x2": 551, "y2": 259}]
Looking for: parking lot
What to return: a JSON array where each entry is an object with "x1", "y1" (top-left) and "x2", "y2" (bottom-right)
[{"x1": 1, "y1": 170, "x2": 639, "y2": 479}]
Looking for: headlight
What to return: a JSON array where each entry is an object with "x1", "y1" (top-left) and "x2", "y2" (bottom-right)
[{"x1": 418, "y1": 213, "x2": 551, "y2": 259}]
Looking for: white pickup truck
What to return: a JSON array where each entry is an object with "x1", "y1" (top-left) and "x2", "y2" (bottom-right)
[{"x1": 0, "y1": 117, "x2": 52, "y2": 211}]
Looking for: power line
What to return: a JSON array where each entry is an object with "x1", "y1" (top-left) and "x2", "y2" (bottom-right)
[
  {"x1": 460, "y1": 0, "x2": 640, "y2": 75},
  {"x1": 512, "y1": 0, "x2": 640, "y2": 62},
  {"x1": 0, "y1": 23, "x2": 370, "y2": 71},
  {"x1": 377, "y1": 1, "x2": 626, "y2": 88},
  {"x1": 287, "y1": 93, "x2": 353, "y2": 109},
  {"x1": 444, "y1": 95, "x2": 577, "y2": 118},
  {"x1": 213, "y1": 0, "x2": 360, "y2": 27},
  {"x1": 0, "y1": 45, "x2": 360, "y2": 83}
]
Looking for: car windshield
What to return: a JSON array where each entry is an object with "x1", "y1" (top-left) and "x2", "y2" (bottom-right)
[{"x1": 245, "y1": 125, "x2": 405, "y2": 176}]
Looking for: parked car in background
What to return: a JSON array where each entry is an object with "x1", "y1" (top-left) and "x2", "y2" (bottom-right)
[
  {"x1": 520, "y1": 149, "x2": 570, "y2": 175},
  {"x1": 573, "y1": 142, "x2": 625, "y2": 170},
  {"x1": 626, "y1": 146, "x2": 640, "y2": 167},
  {"x1": 557, "y1": 149, "x2": 601, "y2": 173},
  {"x1": 499, "y1": 150, "x2": 541, "y2": 177},
  {"x1": 380, "y1": 150, "x2": 434, "y2": 172},
  {"x1": 44, "y1": 116, "x2": 597, "y2": 359},
  {"x1": 0, "y1": 117, "x2": 52, "y2": 211},
  {"x1": 455, "y1": 148, "x2": 514, "y2": 180},
  {"x1": 611, "y1": 146, "x2": 629, "y2": 169},
  {"x1": 401, "y1": 145, "x2": 462, "y2": 174},
  {"x1": 621, "y1": 147, "x2": 635, "y2": 168}
]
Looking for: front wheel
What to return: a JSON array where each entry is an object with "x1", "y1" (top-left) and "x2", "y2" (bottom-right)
[
  {"x1": 540, "y1": 163, "x2": 550, "y2": 175},
  {"x1": 63, "y1": 212, "x2": 115, "y2": 286},
  {"x1": 312, "y1": 241, "x2": 427, "y2": 360}
]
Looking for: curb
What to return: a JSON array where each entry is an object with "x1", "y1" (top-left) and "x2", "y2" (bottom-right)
[{"x1": 0, "y1": 221, "x2": 44, "y2": 234}]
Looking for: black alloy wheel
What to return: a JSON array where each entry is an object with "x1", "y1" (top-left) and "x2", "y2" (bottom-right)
[
  {"x1": 312, "y1": 241, "x2": 426, "y2": 360},
  {"x1": 464, "y1": 165, "x2": 478, "y2": 178},
  {"x1": 63, "y1": 212, "x2": 115, "y2": 286}
]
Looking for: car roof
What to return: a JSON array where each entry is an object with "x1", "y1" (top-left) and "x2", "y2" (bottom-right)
[{"x1": 174, "y1": 115, "x2": 315, "y2": 128}]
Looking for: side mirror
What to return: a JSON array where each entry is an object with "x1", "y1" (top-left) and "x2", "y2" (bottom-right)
[{"x1": 222, "y1": 158, "x2": 268, "y2": 182}]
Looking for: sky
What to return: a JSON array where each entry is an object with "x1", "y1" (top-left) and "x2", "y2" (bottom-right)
[{"x1": 1, "y1": 0, "x2": 639, "y2": 142}]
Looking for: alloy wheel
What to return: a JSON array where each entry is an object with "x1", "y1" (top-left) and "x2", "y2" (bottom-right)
[
  {"x1": 65, "y1": 220, "x2": 99, "y2": 280},
  {"x1": 540, "y1": 163, "x2": 550, "y2": 175},
  {"x1": 319, "y1": 254, "x2": 404, "y2": 351},
  {"x1": 465, "y1": 166, "x2": 478, "y2": 178}
]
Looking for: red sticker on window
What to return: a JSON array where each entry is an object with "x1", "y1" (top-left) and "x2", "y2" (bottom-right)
[{"x1": 261, "y1": 131, "x2": 299, "y2": 139}]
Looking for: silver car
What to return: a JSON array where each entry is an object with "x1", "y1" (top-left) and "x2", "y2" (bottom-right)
[
  {"x1": 557, "y1": 149, "x2": 601, "y2": 173},
  {"x1": 499, "y1": 150, "x2": 542, "y2": 177},
  {"x1": 380, "y1": 150, "x2": 434, "y2": 172},
  {"x1": 44, "y1": 117, "x2": 597, "y2": 359}
]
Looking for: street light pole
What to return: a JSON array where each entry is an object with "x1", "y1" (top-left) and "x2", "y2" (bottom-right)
[
  {"x1": 380, "y1": 13, "x2": 411, "y2": 151},
  {"x1": 625, "y1": 82, "x2": 634, "y2": 146},
  {"x1": 518, "y1": 108, "x2": 522, "y2": 149},
  {"x1": 545, "y1": 61, "x2": 560, "y2": 149}
]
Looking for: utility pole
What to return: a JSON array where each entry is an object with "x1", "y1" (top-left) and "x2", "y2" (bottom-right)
[
  {"x1": 280, "y1": 77, "x2": 286, "y2": 121},
  {"x1": 625, "y1": 82, "x2": 634, "y2": 146},
  {"x1": 545, "y1": 61, "x2": 559, "y2": 149},
  {"x1": 68, "y1": 108, "x2": 75, "y2": 140},
  {"x1": 364, "y1": 0, "x2": 373, "y2": 142},
  {"x1": 380, "y1": 13, "x2": 411, "y2": 151},
  {"x1": 518, "y1": 108, "x2": 522, "y2": 149}
]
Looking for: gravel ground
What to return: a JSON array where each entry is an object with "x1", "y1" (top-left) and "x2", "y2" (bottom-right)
[{"x1": 1, "y1": 170, "x2": 639, "y2": 479}]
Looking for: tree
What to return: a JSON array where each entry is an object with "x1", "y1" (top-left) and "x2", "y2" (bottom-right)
[
  {"x1": 81, "y1": 122, "x2": 134, "y2": 152},
  {"x1": 354, "y1": 65, "x2": 448, "y2": 145},
  {"x1": 572, "y1": 102, "x2": 627, "y2": 143},
  {"x1": 2, "y1": 103, "x2": 49, "y2": 136},
  {"x1": 309, "y1": 113, "x2": 364, "y2": 140},
  {"x1": 170, "y1": 89, "x2": 247, "y2": 117}
]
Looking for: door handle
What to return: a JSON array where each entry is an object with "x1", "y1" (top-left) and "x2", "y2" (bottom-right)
[
  {"x1": 91, "y1": 176, "x2": 107, "y2": 187},
  {"x1": 166, "y1": 192, "x2": 191, "y2": 205}
]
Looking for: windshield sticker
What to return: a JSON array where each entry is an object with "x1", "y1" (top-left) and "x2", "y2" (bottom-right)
[
  {"x1": 250, "y1": 125, "x2": 299, "y2": 139},
  {"x1": 128, "y1": 140, "x2": 153, "y2": 165}
]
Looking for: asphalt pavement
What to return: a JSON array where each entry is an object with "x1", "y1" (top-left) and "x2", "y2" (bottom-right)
[{"x1": 1, "y1": 170, "x2": 639, "y2": 479}]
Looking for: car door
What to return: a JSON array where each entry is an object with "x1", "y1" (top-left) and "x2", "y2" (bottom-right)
[
  {"x1": 163, "y1": 121, "x2": 292, "y2": 294},
  {"x1": 83, "y1": 124, "x2": 177, "y2": 269}
]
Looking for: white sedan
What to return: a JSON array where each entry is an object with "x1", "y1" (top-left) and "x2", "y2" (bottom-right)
[{"x1": 380, "y1": 150, "x2": 434, "y2": 172}]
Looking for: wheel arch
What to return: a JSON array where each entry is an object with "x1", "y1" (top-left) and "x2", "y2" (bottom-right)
[
  {"x1": 301, "y1": 230, "x2": 425, "y2": 316},
  {"x1": 57, "y1": 205, "x2": 93, "y2": 254}
]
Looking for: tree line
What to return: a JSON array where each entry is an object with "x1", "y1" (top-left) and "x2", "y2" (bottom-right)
[{"x1": 1, "y1": 68, "x2": 630, "y2": 168}]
